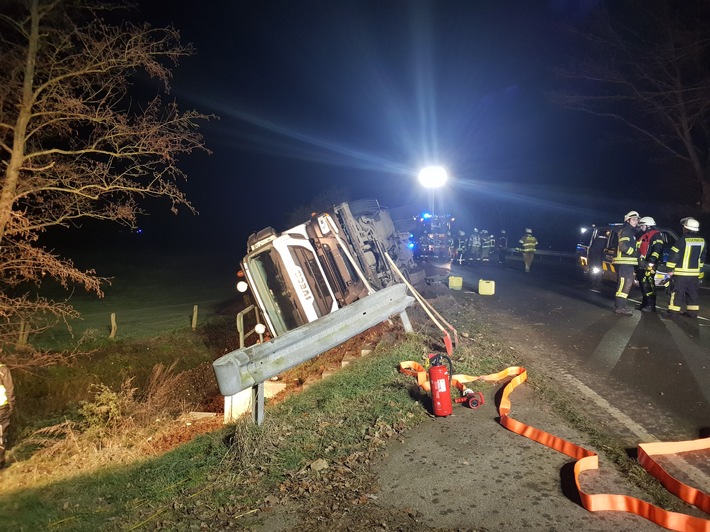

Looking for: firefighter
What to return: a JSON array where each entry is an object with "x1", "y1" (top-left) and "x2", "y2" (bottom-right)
[
  {"x1": 665, "y1": 217, "x2": 706, "y2": 318},
  {"x1": 636, "y1": 216, "x2": 664, "y2": 312},
  {"x1": 497, "y1": 229, "x2": 508, "y2": 264},
  {"x1": 517, "y1": 228, "x2": 538, "y2": 272},
  {"x1": 469, "y1": 229, "x2": 481, "y2": 262},
  {"x1": 0, "y1": 360, "x2": 14, "y2": 468},
  {"x1": 612, "y1": 211, "x2": 640, "y2": 315},
  {"x1": 481, "y1": 230, "x2": 492, "y2": 261}
]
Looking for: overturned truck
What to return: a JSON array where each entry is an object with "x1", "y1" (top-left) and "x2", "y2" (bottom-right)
[{"x1": 238, "y1": 199, "x2": 418, "y2": 337}]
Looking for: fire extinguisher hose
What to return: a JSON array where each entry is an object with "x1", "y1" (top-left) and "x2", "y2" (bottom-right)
[
  {"x1": 383, "y1": 252, "x2": 457, "y2": 355},
  {"x1": 398, "y1": 361, "x2": 710, "y2": 531}
]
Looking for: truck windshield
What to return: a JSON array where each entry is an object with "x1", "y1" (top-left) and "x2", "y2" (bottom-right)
[{"x1": 248, "y1": 249, "x2": 299, "y2": 334}]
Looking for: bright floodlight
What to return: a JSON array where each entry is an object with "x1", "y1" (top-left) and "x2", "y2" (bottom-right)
[{"x1": 418, "y1": 166, "x2": 448, "y2": 189}]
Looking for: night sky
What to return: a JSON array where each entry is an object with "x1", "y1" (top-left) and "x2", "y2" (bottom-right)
[{"x1": 126, "y1": 0, "x2": 650, "y2": 254}]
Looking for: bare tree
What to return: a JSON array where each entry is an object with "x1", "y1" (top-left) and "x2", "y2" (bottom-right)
[
  {"x1": 552, "y1": 1, "x2": 710, "y2": 211},
  {"x1": 0, "y1": 0, "x2": 211, "y2": 349}
]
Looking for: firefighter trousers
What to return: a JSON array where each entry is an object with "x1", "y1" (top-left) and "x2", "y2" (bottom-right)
[
  {"x1": 523, "y1": 252, "x2": 535, "y2": 272},
  {"x1": 668, "y1": 276, "x2": 700, "y2": 315},
  {"x1": 0, "y1": 406, "x2": 9, "y2": 466},
  {"x1": 636, "y1": 267, "x2": 656, "y2": 308},
  {"x1": 614, "y1": 264, "x2": 635, "y2": 309}
]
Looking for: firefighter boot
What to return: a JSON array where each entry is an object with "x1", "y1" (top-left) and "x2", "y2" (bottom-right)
[
  {"x1": 636, "y1": 294, "x2": 648, "y2": 312},
  {"x1": 641, "y1": 295, "x2": 657, "y2": 313}
]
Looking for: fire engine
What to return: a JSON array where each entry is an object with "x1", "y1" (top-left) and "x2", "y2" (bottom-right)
[{"x1": 411, "y1": 212, "x2": 456, "y2": 264}]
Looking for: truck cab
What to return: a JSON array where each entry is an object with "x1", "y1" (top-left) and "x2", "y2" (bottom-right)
[
  {"x1": 577, "y1": 224, "x2": 678, "y2": 285},
  {"x1": 239, "y1": 199, "x2": 416, "y2": 337},
  {"x1": 242, "y1": 214, "x2": 370, "y2": 337}
]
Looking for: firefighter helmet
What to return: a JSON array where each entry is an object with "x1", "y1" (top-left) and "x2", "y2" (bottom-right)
[
  {"x1": 639, "y1": 216, "x2": 656, "y2": 226},
  {"x1": 624, "y1": 210, "x2": 639, "y2": 222},
  {"x1": 525, "y1": 228, "x2": 532, "y2": 234},
  {"x1": 683, "y1": 217, "x2": 700, "y2": 232}
]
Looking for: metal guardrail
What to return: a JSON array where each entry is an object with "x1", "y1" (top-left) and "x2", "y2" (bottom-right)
[
  {"x1": 213, "y1": 283, "x2": 415, "y2": 424},
  {"x1": 503, "y1": 248, "x2": 578, "y2": 263}
]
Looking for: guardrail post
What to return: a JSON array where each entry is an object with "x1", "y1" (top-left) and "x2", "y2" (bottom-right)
[
  {"x1": 399, "y1": 310, "x2": 413, "y2": 333},
  {"x1": 252, "y1": 383, "x2": 265, "y2": 425}
]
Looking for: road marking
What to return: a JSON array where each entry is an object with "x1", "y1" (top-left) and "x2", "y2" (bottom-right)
[
  {"x1": 661, "y1": 320, "x2": 710, "y2": 408},
  {"x1": 556, "y1": 371, "x2": 709, "y2": 491},
  {"x1": 586, "y1": 312, "x2": 641, "y2": 372}
]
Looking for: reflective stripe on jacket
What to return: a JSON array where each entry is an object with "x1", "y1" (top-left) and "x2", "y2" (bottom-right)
[
  {"x1": 667, "y1": 236, "x2": 706, "y2": 277},
  {"x1": 612, "y1": 223, "x2": 639, "y2": 266},
  {"x1": 518, "y1": 234, "x2": 537, "y2": 253}
]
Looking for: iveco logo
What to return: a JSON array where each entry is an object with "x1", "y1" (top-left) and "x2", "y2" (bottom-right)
[{"x1": 294, "y1": 267, "x2": 313, "y2": 302}]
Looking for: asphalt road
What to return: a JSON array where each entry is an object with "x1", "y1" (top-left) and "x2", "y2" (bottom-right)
[
  {"x1": 452, "y1": 255, "x2": 710, "y2": 442},
  {"x1": 369, "y1": 257, "x2": 709, "y2": 531}
]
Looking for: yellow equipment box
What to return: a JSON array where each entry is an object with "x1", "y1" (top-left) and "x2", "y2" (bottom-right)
[
  {"x1": 479, "y1": 279, "x2": 495, "y2": 295},
  {"x1": 448, "y1": 276, "x2": 463, "y2": 290}
]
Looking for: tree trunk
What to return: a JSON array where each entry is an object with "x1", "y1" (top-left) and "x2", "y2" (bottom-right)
[
  {"x1": 0, "y1": 0, "x2": 39, "y2": 243},
  {"x1": 702, "y1": 178, "x2": 710, "y2": 213}
]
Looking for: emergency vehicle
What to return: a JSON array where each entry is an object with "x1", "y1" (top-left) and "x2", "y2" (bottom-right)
[
  {"x1": 576, "y1": 224, "x2": 678, "y2": 286},
  {"x1": 411, "y1": 212, "x2": 456, "y2": 264}
]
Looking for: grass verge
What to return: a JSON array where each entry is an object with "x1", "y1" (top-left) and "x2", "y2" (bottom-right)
[{"x1": 0, "y1": 330, "x2": 521, "y2": 531}]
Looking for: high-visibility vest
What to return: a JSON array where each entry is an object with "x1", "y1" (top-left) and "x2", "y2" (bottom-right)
[
  {"x1": 519, "y1": 234, "x2": 537, "y2": 253},
  {"x1": 667, "y1": 236, "x2": 706, "y2": 277},
  {"x1": 612, "y1": 224, "x2": 639, "y2": 266},
  {"x1": 0, "y1": 364, "x2": 8, "y2": 407}
]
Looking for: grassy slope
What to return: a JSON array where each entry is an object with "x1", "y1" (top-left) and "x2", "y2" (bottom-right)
[{"x1": 0, "y1": 337, "x2": 455, "y2": 530}]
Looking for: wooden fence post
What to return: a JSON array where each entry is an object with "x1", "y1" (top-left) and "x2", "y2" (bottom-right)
[
  {"x1": 109, "y1": 313, "x2": 117, "y2": 339},
  {"x1": 191, "y1": 305, "x2": 198, "y2": 330},
  {"x1": 16, "y1": 318, "x2": 26, "y2": 348}
]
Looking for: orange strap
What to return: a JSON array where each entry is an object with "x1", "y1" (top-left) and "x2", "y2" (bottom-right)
[{"x1": 399, "y1": 363, "x2": 710, "y2": 531}]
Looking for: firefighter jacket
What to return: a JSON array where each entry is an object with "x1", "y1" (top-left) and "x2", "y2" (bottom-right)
[
  {"x1": 612, "y1": 223, "x2": 639, "y2": 266},
  {"x1": 518, "y1": 234, "x2": 538, "y2": 253},
  {"x1": 0, "y1": 363, "x2": 13, "y2": 411},
  {"x1": 637, "y1": 228, "x2": 663, "y2": 265},
  {"x1": 481, "y1": 233, "x2": 494, "y2": 251},
  {"x1": 666, "y1": 234, "x2": 706, "y2": 277}
]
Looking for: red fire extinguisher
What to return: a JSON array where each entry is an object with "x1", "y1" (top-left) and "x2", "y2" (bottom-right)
[{"x1": 428, "y1": 353, "x2": 453, "y2": 417}]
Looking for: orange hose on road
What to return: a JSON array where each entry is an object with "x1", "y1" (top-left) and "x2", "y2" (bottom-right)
[{"x1": 399, "y1": 362, "x2": 710, "y2": 531}]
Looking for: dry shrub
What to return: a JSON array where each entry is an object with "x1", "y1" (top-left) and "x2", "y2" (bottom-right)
[
  {"x1": 19, "y1": 363, "x2": 189, "y2": 466},
  {"x1": 224, "y1": 417, "x2": 281, "y2": 472}
]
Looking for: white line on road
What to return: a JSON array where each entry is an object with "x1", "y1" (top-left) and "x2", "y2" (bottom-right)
[
  {"x1": 586, "y1": 312, "x2": 641, "y2": 372},
  {"x1": 659, "y1": 319, "x2": 710, "y2": 408},
  {"x1": 556, "y1": 371, "x2": 710, "y2": 491}
]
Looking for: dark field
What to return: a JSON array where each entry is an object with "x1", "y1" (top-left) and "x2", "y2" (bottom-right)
[{"x1": 35, "y1": 241, "x2": 243, "y2": 348}]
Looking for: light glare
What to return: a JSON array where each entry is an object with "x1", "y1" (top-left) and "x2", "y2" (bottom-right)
[{"x1": 418, "y1": 166, "x2": 448, "y2": 188}]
